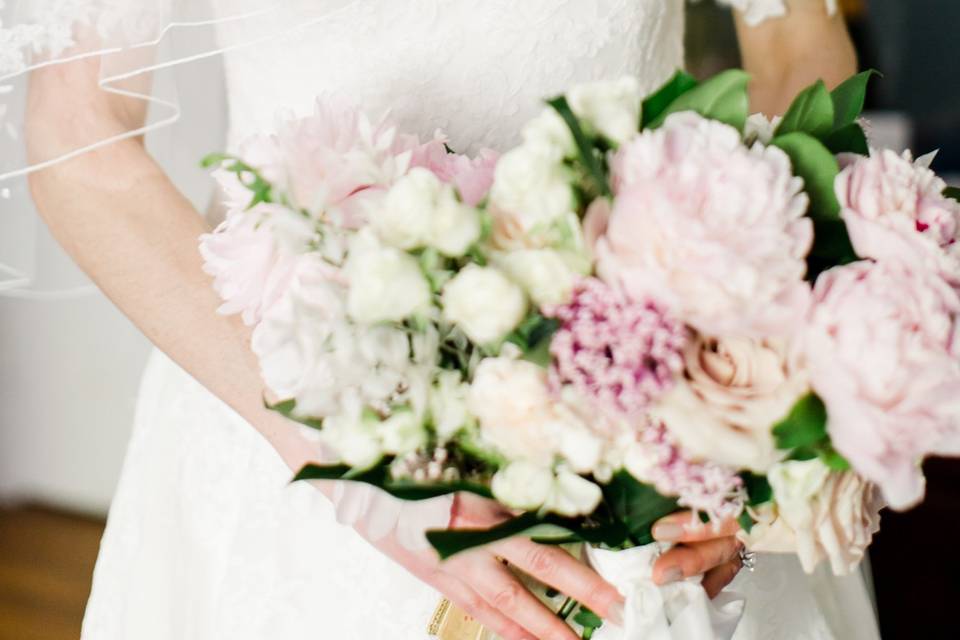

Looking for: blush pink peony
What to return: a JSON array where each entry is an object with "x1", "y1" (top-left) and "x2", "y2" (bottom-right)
[
  {"x1": 837, "y1": 149, "x2": 960, "y2": 286},
  {"x1": 804, "y1": 259, "x2": 960, "y2": 509},
  {"x1": 595, "y1": 112, "x2": 813, "y2": 337},
  {"x1": 407, "y1": 133, "x2": 499, "y2": 207}
]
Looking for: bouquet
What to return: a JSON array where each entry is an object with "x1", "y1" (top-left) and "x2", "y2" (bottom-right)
[{"x1": 200, "y1": 69, "x2": 960, "y2": 639}]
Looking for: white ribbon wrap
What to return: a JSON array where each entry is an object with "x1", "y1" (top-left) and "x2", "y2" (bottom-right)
[{"x1": 585, "y1": 543, "x2": 745, "y2": 640}]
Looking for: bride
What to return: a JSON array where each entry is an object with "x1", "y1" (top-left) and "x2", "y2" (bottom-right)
[{"x1": 16, "y1": 0, "x2": 878, "y2": 638}]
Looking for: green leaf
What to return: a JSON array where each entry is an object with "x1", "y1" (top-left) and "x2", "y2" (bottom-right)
[
  {"x1": 788, "y1": 447, "x2": 821, "y2": 462},
  {"x1": 824, "y1": 122, "x2": 870, "y2": 156},
  {"x1": 740, "y1": 472, "x2": 773, "y2": 506},
  {"x1": 427, "y1": 512, "x2": 543, "y2": 559},
  {"x1": 293, "y1": 462, "x2": 494, "y2": 502},
  {"x1": 547, "y1": 96, "x2": 612, "y2": 197},
  {"x1": 807, "y1": 218, "x2": 859, "y2": 281},
  {"x1": 831, "y1": 70, "x2": 879, "y2": 128},
  {"x1": 505, "y1": 314, "x2": 560, "y2": 367},
  {"x1": 265, "y1": 398, "x2": 325, "y2": 431},
  {"x1": 641, "y1": 70, "x2": 699, "y2": 129},
  {"x1": 943, "y1": 186, "x2": 960, "y2": 202},
  {"x1": 819, "y1": 446, "x2": 852, "y2": 471},
  {"x1": 771, "y1": 132, "x2": 841, "y2": 220},
  {"x1": 738, "y1": 510, "x2": 755, "y2": 535},
  {"x1": 603, "y1": 471, "x2": 679, "y2": 545},
  {"x1": 200, "y1": 152, "x2": 232, "y2": 168},
  {"x1": 646, "y1": 69, "x2": 750, "y2": 131},
  {"x1": 772, "y1": 393, "x2": 829, "y2": 451},
  {"x1": 775, "y1": 80, "x2": 834, "y2": 139}
]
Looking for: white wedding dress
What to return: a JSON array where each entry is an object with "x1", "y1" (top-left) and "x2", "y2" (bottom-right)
[{"x1": 80, "y1": 1, "x2": 882, "y2": 638}]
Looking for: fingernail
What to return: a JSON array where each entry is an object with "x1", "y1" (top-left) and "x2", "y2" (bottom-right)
[
  {"x1": 607, "y1": 602, "x2": 624, "y2": 626},
  {"x1": 658, "y1": 566, "x2": 684, "y2": 585},
  {"x1": 652, "y1": 522, "x2": 684, "y2": 541}
]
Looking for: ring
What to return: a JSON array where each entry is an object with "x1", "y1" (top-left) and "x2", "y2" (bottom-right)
[{"x1": 738, "y1": 547, "x2": 757, "y2": 572}]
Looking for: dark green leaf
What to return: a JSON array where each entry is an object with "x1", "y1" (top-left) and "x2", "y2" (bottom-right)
[
  {"x1": 641, "y1": 70, "x2": 699, "y2": 129},
  {"x1": 573, "y1": 607, "x2": 604, "y2": 630},
  {"x1": 943, "y1": 186, "x2": 960, "y2": 202},
  {"x1": 771, "y1": 132, "x2": 841, "y2": 220},
  {"x1": 819, "y1": 446, "x2": 852, "y2": 471},
  {"x1": 293, "y1": 462, "x2": 493, "y2": 501},
  {"x1": 824, "y1": 122, "x2": 870, "y2": 156},
  {"x1": 775, "y1": 80, "x2": 834, "y2": 139},
  {"x1": 506, "y1": 314, "x2": 560, "y2": 367},
  {"x1": 603, "y1": 471, "x2": 679, "y2": 545},
  {"x1": 740, "y1": 472, "x2": 773, "y2": 506},
  {"x1": 807, "y1": 218, "x2": 859, "y2": 281},
  {"x1": 831, "y1": 70, "x2": 879, "y2": 128},
  {"x1": 772, "y1": 393, "x2": 829, "y2": 450},
  {"x1": 646, "y1": 69, "x2": 750, "y2": 131},
  {"x1": 427, "y1": 512, "x2": 543, "y2": 559},
  {"x1": 548, "y1": 96, "x2": 612, "y2": 197},
  {"x1": 788, "y1": 447, "x2": 821, "y2": 462},
  {"x1": 266, "y1": 398, "x2": 324, "y2": 431},
  {"x1": 738, "y1": 510, "x2": 755, "y2": 534}
]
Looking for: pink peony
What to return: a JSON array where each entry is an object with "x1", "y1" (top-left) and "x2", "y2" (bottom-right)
[
  {"x1": 804, "y1": 259, "x2": 960, "y2": 509},
  {"x1": 407, "y1": 133, "x2": 499, "y2": 207},
  {"x1": 595, "y1": 112, "x2": 813, "y2": 338},
  {"x1": 240, "y1": 98, "x2": 415, "y2": 227},
  {"x1": 837, "y1": 149, "x2": 960, "y2": 286},
  {"x1": 199, "y1": 205, "x2": 315, "y2": 326}
]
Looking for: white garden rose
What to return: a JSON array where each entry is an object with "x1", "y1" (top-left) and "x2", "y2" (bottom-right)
[
  {"x1": 543, "y1": 470, "x2": 604, "y2": 517},
  {"x1": 321, "y1": 412, "x2": 384, "y2": 469},
  {"x1": 741, "y1": 459, "x2": 883, "y2": 575},
  {"x1": 489, "y1": 146, "x2": 575, "y2": 243},
  {"x1": 652, "y1": 335, "x2": 807, "y2": 472},
  {"x1": 567, "y1": 76, "x2": 642, "y2": 146},
  {"x1": 492, "y1": 249, "x2": 587, "y2": 307},
  {"x1": 345, "y1": 230, "x2": 431, "y2": 324},
  {"x1": 441, "y1": 265, "x2": 527, "y2": 345},
  {"x1": 374, "y1": 167, "x2": 481, "y2": 257},
  {"x1": 492, "y1": 461, "x2": 555, "y2": 511},
  {"x1": 429, "y1": 370, "x2": 473, "y2": 440}
]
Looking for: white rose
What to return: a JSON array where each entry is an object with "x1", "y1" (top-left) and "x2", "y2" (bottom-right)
[
  {"x1": 492, "y1": 249, "x2": 587, "y2": 307},
  {"x1": 345, "y1": 231, "x2": 431, "y2": 324},
  {"x1": 568, "y1": 76, "x2": 642, "y2": 146},
  {"x1": 489, "y1": 146, "x2": 575, "y2": 240},
  {"x1": 322, "y1": 412, "x2": 384, "y2": 469},
  {"x1": 521, "y1": 108, "x2": 576, "y2": 161},
  {"x1": 543, "y1": 470, "x2": 604, "y2": 517},
  {"x1": 492, "y1": 461, "x2": 555, "y2": 511},
  {"x1": 375, "y1": 168, "x2": 481, "y2": 257},
  {"x1": 378, "y1": 409, "x2": 428, "y2": 456},
  {"x1": 441, "y1": 265, "x2": 527, "y2": 345},
  {"x1": 429, "y1": 370, "x2": 473, "y2": 440},
  {"x1": 652, "y1": 335, "x2": 807, "y2": 472},
  {"x1": 741, "y1": 459, "x2": 883, "y2": 575}
]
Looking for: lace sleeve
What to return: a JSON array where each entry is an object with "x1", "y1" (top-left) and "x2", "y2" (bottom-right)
[{"x1": 714, "y1": 0, "x2": 838, "y2": 26}]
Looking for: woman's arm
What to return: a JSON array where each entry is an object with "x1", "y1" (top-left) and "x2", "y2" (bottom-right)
[{"x1": 735, "y1": 0, "x2": 858, "y2": 115}]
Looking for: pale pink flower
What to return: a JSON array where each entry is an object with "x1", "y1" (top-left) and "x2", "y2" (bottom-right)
[
  {"x1": 407, "y1": 132, "x2": 499, "y2": 207},
  {"x1": 837, "y1": 149, "x2": 960, "y2": 286},
  {"x1": 596, "y1": 112, "x2": 813, "y2": 337},
  {"x1": 804, "y1": 259, "x2": 960, "y2": 509}
]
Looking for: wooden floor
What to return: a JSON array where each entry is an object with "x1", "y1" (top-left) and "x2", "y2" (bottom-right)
[{"x1": 0, "y1": 506, "x2": 104, "y2": 640}]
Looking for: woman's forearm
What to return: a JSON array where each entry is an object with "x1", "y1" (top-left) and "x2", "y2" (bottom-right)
[{"x1": 28, "y1": 138, "x2": 320, "y2": 471}]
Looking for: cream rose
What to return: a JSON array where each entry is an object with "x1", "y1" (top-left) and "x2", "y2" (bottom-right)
[
  {"x1": 345, "y1": 230, "x2": 431, "y2": 324},
  {"x1": 441, "y1": 266, "x2": 527, "y2": 345},
  {"x1": 652, "y1": 335, "x2": 807, "y2": 472},
  {"x1": 741, "y1": 459, "x2": 883, "y2": 575}
]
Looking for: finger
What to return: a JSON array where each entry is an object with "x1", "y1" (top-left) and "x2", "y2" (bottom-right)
[
  {"x1": 702, "y1": 557, "x2": 743, "y2": 599},
  {"x1": 652, "y1": 511, "x2": 741, "y2": 543},
  {"x1": 450, "y1": 493, "x2": 515, "y2": 528},
  {"x1": 494, "y1": 538, "x2": 624, "y2": 624},
  {"x1": 653, "y1": 537, "x2": 742, "y2": 585},
  {"x1": 431, "y1": 570, "x2": 537, "y2": 640},
  {"x1": 469, "y1": 554, "x2": 580, "y2": 640}
]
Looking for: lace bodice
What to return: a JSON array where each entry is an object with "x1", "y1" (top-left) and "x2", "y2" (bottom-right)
[{"x1": 211, "y1": 0, "x2": 686, "y2": 154}]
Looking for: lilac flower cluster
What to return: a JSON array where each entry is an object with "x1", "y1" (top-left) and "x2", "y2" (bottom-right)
[
  {"x1": 637, "y1": 420, "x2": 745, "y2": 522},
  {"x1": 545, "y1": 278, "x2": 688, "y2": 417}
]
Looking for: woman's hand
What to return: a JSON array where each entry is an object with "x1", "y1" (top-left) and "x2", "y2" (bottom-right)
[
  {"x1": 652, "y1": 511, "x2": 745, "y2": 598},
  {"x1": 373, "y1": 493, "x2": 624, "y2": 640}
]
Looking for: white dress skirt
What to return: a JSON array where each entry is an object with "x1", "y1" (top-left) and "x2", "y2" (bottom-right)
[{"x1": 81, "y1": 1, "x2": 882, "y2": 638}]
